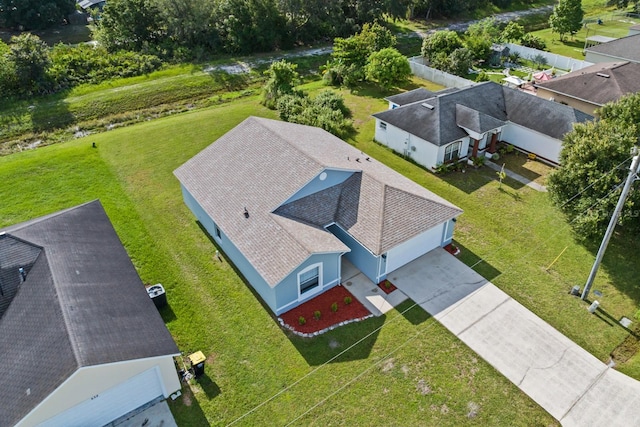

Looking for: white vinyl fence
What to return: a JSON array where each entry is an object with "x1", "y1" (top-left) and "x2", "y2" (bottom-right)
[
  {"x1": 409, "y1": 56, "x2": 475, "y2": 88},
  {"x1": 504, "y1": 43, "x2": 593, "y2": 71}
]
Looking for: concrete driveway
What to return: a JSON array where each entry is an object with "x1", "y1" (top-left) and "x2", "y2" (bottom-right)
[{"x1": 389, "y1": 248, "x2": 640, "y2": 426}]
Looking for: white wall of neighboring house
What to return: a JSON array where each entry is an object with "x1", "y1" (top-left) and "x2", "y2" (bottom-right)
[
  {"x1": 585, "y1": 51, "x2": 626, "y2": 64},
  {"x1": 500, "y1": 123, "x2": 563, "y2": 164},
  {"x1": 18, "y1": 355, "x2": 180, "y2": 427},
  {"x1": 374, "y1": 119, "x2": 440, "y2": 170}
]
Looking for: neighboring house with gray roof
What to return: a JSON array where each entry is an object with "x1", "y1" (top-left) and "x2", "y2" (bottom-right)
[
  {"x1": 535, "y1": 61, "x2": 640, "y2": 116},
  {"x1": 373, "y1": 82, "x2": 592, "y2": 167},
  {"x1": 585, "y1": 34, "x2": 640, "y2": 64},
  {"x1": 174, "y1": 117, "x2": 462, "y2": 315},
  {"x1": 0, "y1": 200, "x2": 180, "y2": 427}
]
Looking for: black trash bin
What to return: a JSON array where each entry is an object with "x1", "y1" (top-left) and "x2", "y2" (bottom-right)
[
  {"x1": 188, "y1": 351, "x2": 206, "y2": 379},
  {"x1": 146, "y1": 283, "x2": 167, "y2": 308}
]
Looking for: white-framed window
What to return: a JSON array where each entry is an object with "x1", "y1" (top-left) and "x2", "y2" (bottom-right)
[
  {"x1": 379, "y1": 121, "x2": 387, "y2": 130},
  {"x1": 298, "y1": 263, "x2": 322, "y2": 295},
  {"x1": 444, "y1": 141, "x2": 461, "y2": 162}
]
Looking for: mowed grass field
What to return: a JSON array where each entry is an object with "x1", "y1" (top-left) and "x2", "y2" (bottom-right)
[{"x1": 0, "y1": 78, "x2": 638, "y2": 425}]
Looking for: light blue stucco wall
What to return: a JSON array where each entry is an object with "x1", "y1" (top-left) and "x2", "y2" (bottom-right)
[
  {"x1": 274, "y1": 252, "x2": 343, "y2": 314},
  {"x1": 180, "y1": 184, "x2": 277, "y2": 311},
  {"x1": 441, "y1": 218, "x2": 456, "y2": 245},
  {"x1": 283, "y1": 169, "x2": 354, "y2": 204},
  {"x1": 327, "y1": 224, "x2": 381, "y2": 283}
]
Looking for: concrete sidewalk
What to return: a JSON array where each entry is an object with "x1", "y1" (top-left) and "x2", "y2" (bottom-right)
[
  {"x1": 341, "y1": 259, "x2": 407, "y2": 317},
  {"x1": 389, "y1": 249, "x2": 640, "y2": 426},
  {"x1": 485, "y1": 160, "x2": 547, "y2": 192}
]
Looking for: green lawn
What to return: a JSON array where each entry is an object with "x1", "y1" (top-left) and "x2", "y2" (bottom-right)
[
  {"x1": 524, "y1": 0, "x2": 640, "y2": 59},
  {"x1": 1, "y1": 78, "x2": 639, "y2": 425},
  {"x1": 0, "y1": 88, "x2": 559, "y2": 425}
]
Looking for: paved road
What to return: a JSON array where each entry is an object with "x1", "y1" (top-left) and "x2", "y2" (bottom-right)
[{"x1": 388, "y1": 248, "x2": 640, "y2": 426}]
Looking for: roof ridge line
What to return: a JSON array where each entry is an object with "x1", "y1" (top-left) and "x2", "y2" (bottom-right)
[
  {"x1": 37, "y1": 250, "x2": 84, "y2": 368},
  {"x1": 375, "y1": 183, "x2": 391, "y2": 254},
  {"x1": 252, "y1": 117, "x2": 326, "y2": 170},
  {"x1": 2, "y1": 200, "x2": 100, "y2": 234},
  {"x1": 385, "y1": 184, "x2": 463, "y2": 214}
]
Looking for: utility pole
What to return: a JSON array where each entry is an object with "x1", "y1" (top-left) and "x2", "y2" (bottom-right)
[{"x1": 582, "y1": 150, "x2": 640, "y2": 300}]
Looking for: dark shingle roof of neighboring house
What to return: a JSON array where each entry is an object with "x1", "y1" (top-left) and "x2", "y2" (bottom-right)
[
  {"x1": 0, "y1": 200, "x2": 179, "y2": 427},
  {"x1": 455, "y1": 104, "x2": 507, "y2": 134},
  {"x1": 373, "y1": 81, "x2": 592, "y2": 146},
  {"x1": 586, "y1": 34, "x2": 640, "y2": 62},
  {"x1": 534, "y1": 61, "x2": 640, "y2": 107},
  {"x1": 385, "y1": 87, "x2": 460, "y2": 107},
  {"x1": 174, "y1": 117, "x2": 462, "y2": 287}
]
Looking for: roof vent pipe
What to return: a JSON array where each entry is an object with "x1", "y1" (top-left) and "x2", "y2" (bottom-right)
[
  {"x1": 244, "y1": 207, "x2": 249, "y2": 218},
  {"x1": 19, "y1": 267, "x2": 26, "y2": 283}
]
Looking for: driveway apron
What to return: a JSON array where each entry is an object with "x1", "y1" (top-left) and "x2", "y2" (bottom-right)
[{"x1": 388, "y1": 248, "x2": 640, "y2": 426}]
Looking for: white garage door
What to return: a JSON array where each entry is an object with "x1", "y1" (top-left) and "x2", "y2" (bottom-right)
[
  {"x1": 40, "y1": 367, "x2": 164, "y2": 427},
  {"x1": 385, "y1": 224, "x2": 443, "y2": 274}
]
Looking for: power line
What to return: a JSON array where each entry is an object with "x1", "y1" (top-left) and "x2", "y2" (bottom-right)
[
  {"x1": 469, "y1": 155, "x2": 633, "y2": 270},
  {"x1": 281, "y1": 181, "x2": 630, "y2": 426},
  {"x1": 226, "y1": 158, "x2": 633, "y2": 426}
]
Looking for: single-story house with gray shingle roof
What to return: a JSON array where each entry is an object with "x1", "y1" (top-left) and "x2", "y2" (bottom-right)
[
  {"x1": 385, "y1": 87, "x2": 459, "y2": 110},
  {"x1": 373, "y1": 81, "x2": 592, "y2": 167},
  {"x1": 535, "y1": 61, "x2": 640, "y2": 116},
  {"x1": 585, "y1": 33, "x2": 640, "y2": 64},
  {"x1": 174, "y1": 117, "x2": 462, "y2": 315},
  {"x1": 0, "y1": 200, "x2": 181, "y2": 427}
]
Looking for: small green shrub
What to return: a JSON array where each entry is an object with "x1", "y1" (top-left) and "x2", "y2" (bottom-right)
[
  {"x1": 344, "y1": 296, "x2": 352, "y2": 305},
  {"x1": 314, "y1": 310, "x2": 321, "y2": 320},
  {"x1": 383, "y1": 280, "x2": 391, "y2": 289},
  {"x1": 492, "y1": 153, "x2": 500, "y2": 161},
  {"x1": 475, "y1": 71, "x2": 490, "y2": 82},
  {"x1": 298, "y1": 316, "x2": 306, "y2": 325},
  {"x1": 433, "y1": 162, "x2": 454, "y2": 174},
  {"x1": 472, "y1": 156, "x2": 485, "y2": 167},
  {"x1": 331, "y1": 302, "x2": 338, "y2": 312}
]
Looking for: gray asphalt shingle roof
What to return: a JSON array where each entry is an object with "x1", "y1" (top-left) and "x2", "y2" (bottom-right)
[
  {"x1": 586, "y1": 34, "x2": 640, "y2": 62},
  {"x1": 0, "y1": 200, "x2": 179, "y2": 427},
  {"x1": 373, "y1": 81, "x2": 592, "y2": 145},
  {"x1": 534, "y1": 61, "x2": 640, "y2": 107},
  {"x1": 174, "y1": 117, "x2": 462, "y2": 287}
]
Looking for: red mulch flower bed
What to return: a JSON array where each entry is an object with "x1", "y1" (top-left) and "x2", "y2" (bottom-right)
[
  {"x1": 279, "y1": 285, "x2": 370, "y2": 335},
  {"x1": 444, "y1": 243, "x2": 461, "y2": 256},
  {"x1": 377, "y1": 279, "x2": 397, "y2": 294}
]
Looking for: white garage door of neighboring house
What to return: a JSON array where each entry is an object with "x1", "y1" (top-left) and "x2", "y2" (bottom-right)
[
  {"x1": 40, "y1": 367, "x2": 164, "y2": 427},
  {"x1": 385, "y1": 225, "x2": 443, "y2": 274}
]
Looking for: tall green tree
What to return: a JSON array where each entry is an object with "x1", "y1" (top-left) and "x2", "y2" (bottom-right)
[
  {"x1": 549, "y1": 0, "x2": 584, "y2": 42},
  {"x1": 215, "y1": 0, "x2": 288, "y2": 53},
  {"x1": 0, "y1": 40, "x2": 17, "y2": 97},
  {"x1": 261, "y1": 60, "x2": 300, "y2": 109},
  {"x1": 421, "y1": 30, "x2": 463, "y2": 61},
  {"x1": 7, "y1": 34, "x2": 52, "y2": 95},
  {"x1": 95, "y1": 0, "x2": 164, "y2": 53},
  {"x1": 548, "y1": 93, "x2": 640, "y2": 238},
  {"x1": 501, "y1": 21, "x2": 525, "y2": 43},
  {"x1": 365, "y1": 47, "x2": 411, "y2": 89},
  {"x1": 464, "y1": 18, "x2": 500, "y2": 61},
  {"x1": 0, "y1": 0, "x2": 75, "y2": 30},
  {"x1": 328, "y1": 22, "x2": 396, "y2": 86}
]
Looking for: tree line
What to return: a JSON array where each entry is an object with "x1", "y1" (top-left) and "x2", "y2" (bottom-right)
[
  {"x1": 93, "y1": 0, "x2": 534, "y2": 60},
  {"x1": 0, "y1": 34, "x2": 162, "y2": 98}
]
